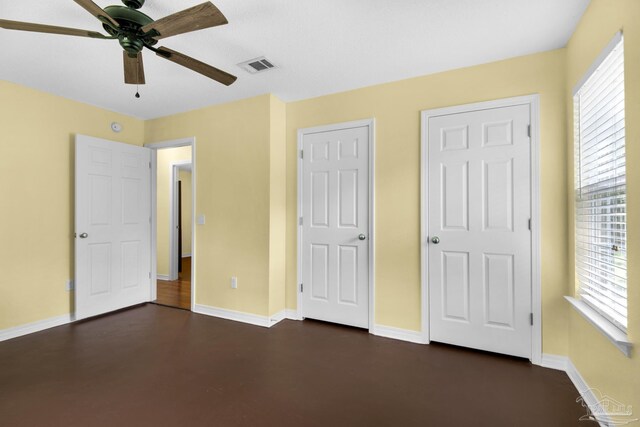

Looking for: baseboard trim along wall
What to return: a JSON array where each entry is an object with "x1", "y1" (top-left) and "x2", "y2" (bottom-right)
[
  {"x1": 157, "y1": 275, "x2": 170, "y2": 281},
  {"x1": 193, "y1": 304, "x2": 287, "y2": 328},
  {"x1": 541, "y1": 354, "x2": 610, "y2": 427},
  {"x1": 371, "y1": 324, "x2": 427, "y2": 344},
  {"x1": 0, "y1": 314, "x2": 73, "y2": 342}
]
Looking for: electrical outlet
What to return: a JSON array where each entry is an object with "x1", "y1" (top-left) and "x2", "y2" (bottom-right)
[
  {"x1": 65, "y1": 279, "x2": 74, "y2": 291},
  {"x1": 231, "y1": 276, "x2": 238, "y2": 289}
]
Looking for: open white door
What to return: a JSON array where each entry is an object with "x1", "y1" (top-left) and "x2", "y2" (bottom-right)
[{"x1": 75, "y1": 135, "x2": 151, "y2": 320}]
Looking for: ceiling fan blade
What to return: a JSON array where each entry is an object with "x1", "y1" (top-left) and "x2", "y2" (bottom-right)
[
  {"x1": 73, "y1": 0, "x2": 120, "y2": 29},
  {"x1": 141, "y1": 2, "x2": 227, "y2": 40},
  {"x1": 156, "y1": 46, "x2": 236, "y2": 86},
  {"x1": 123, "y1": 52, "x2": 146, "y2": 84},
  {"x1": 0, "y1": 19, "x2": 108, "y2": 38}
]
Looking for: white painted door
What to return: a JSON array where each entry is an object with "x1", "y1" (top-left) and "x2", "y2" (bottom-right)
[
  {"x1": 301, "y1": 124, "x2": 370, "y2": 328},
  {"x1": 75, "y1": 135, "x2": 151, "y2": 320},
  {"x1": 428, "y1": 105, "x2": 531, "y2": 358}
]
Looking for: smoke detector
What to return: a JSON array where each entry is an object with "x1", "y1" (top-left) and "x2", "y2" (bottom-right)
[{"x1": 238, "y1": 57, "x2": 277, "y2": 74}]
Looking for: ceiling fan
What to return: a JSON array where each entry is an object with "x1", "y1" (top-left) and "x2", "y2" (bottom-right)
[{"x1": 0, "y1": 0, "x2": 237, "y2": 89}]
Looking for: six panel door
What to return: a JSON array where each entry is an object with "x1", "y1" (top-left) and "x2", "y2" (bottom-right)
[
  {"x1": 301, "y1": 125, "x2": 370, "y2": 328},
  {"x1": 75, "y1": 135, "x2": 151, "y2": 320},
  {"x1": 427, "y1": 105, "x2": 532, "y2": 358}
]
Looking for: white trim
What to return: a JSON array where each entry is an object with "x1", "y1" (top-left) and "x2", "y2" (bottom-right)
[
  {"x1": 285, "y1": 309, "x2": 301, "y2": 320},
  {"x1": 565, "y1": 297, "x2": 632, "y2": 357},
  {"x1": 0, "y1": 314, "x2": 73, "y2": 342},
  {"x1": 296, "y1": 118, "x2": 376, "y2": 330},
  {"x1": 182, "y1": 253, "x2": 192, "y2": 258},
  {"x1": 145, "y1": 137, "x2": 197, "y2": 311},
  {"x1": 145, "y1": 138, "x2": 194, "y2": 150},
  {"x1": 156, "y1": 274, "x2": 170, "y2": 281},
  {"x1": 540, "y1": 353, "x2": 569, "y2": 371},
  {"x1": 371, "y1": 324, "x2": 428, "y2": 345},
  {"x1": 572, "y1": 31, "x2": 623, "y2": 96},
  {"x1": 566, "y1": 358, "x2": 611, "y2": 427},
  {"x1": 169, "y1": 159, "x2": 192, "y2": 281},
  {"x1": 420, "y1": 95, "x2": 542, "y2": 362},
  {"x1": 193, "y1": 304, "x2": 285, "y2": 328}
]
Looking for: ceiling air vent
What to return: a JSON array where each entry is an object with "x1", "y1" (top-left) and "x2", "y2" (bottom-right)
[{"x1": 238, "y1": 57, "x2": 277, "y2": 74}]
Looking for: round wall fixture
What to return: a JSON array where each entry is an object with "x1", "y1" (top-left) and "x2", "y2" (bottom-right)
[{"x1": 111, "y1": 122, "x2": 123, "y2": 133}]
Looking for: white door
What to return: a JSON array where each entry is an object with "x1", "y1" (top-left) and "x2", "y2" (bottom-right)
[
  {"x1": 75, "y1": 135, "x2": 152, "y2": 320},
  {"x1": 427, "y1": 104, "x2": 532, "y2": 358},
  {"x1": 300, "y1": 123, "x2": 371, "y2": 328}
]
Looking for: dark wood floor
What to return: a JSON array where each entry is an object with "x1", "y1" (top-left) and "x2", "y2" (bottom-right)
[
  {"x1": 0, "y1": 304, "x2": 595, "y2": 427},
  {"x1": 154, "y1": 256, "x2": 191, "y2": 310}
]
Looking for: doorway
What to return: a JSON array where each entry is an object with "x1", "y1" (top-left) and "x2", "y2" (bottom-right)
[
  {"x1": 421, "y1": 96, "x2": 541, "y2": 361},
  {"x1": 145, "y1": 138, "x2": 196, "y2": 311}
]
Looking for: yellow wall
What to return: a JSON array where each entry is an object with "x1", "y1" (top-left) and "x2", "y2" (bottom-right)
[
  {"x1": 269, "y1": 95, "x2": 287, "y2": 316},
  {"x1": 156, "y1": 146, "x2": 191, "y2": 276},
  {"x1": 180, "y1": 169, "x2": 193, "y2": 257},
  {"x1": 285, "y1": 50, "x2": 569, "y2": 353},
  {"x1": 145, "y1": 95, "x2": 286, "y2": 317},
  {"x1": 0, "y1": 80, "x2": 145, "y2": 329},
  {"x1": 565, "y1": 0, "x2": 640, "y2": 414}
]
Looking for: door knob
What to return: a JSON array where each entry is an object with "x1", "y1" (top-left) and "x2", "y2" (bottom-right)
[
  {"x1": 431, "y1": 236, "x2": 440, "y2": 244},
  {"x1": 79, "y1": 232, "x2": 88, "y2": 239},
  {"x1": 358, "y1": 234, "x2": 366, "y2": 240}
]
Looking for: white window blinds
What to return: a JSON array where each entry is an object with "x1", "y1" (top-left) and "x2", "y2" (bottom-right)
[{"x1": 574, "y1": 33, "x2": 627, "y2": 332}]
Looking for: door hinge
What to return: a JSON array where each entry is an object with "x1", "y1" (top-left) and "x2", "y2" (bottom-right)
[
  {"x1": 528, "y1": 218, "x2": 531, "y2": 230},
  {"x1": 149, "y1": 161, "x2": 151, "y2": 169},
  {"x1": 299, "y1": 217, "x2": 303, "y2": 226},
  {"x1": 530, "y1": 313, "x2": 534, "y2": 326},
  {"x1": 300, "y1": 149, "x2": 304, "y2": 159},
  {"x1": 300, "y1": 283, "x2": 304, "y2": 293},
  {"x1": 527, "y1": 124, "x2": 531, "y2": 138},
  {"x1": 149, "y1": 272, "x2": 151, "y2": 279}
]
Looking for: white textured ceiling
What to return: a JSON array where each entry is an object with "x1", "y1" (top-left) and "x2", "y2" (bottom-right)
[{"x1": 0, "y1": 0, "x2": 590, "y2": 119}]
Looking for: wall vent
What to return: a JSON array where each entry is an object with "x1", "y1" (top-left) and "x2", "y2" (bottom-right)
[{"x1": 237, "y1": 57, "x2": 277, "y2": 74}]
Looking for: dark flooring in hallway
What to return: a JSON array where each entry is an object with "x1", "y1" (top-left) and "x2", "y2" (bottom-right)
[
  {"x1": 0, "y1": 304, "x2": 596, "y2": 427},
  {"x1": 154, "y1": 256, "x2": 191, "y2": 310}
]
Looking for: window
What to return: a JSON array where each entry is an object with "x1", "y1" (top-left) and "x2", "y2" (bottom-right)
[{"x1": 574, "y1": 33, "x2": 627, "y2": 332}]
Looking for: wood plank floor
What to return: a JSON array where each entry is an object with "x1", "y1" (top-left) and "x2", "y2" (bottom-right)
[
  {"x1": 154, "y1": 257, "x2": 191, "y2": 310},
  {"x1": 0, "y1": 304, "x2": 596, "y2": 427}
]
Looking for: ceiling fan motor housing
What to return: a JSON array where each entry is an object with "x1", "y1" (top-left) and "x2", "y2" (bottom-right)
[
  {"x1": 122, "y1": 0, "x2": 145, "y2": 9},
  {"x1": 103, "y1": 5, "x2": 157, "y2": 55}
]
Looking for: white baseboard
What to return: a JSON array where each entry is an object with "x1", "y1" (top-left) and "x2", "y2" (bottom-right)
[
  {"x1": 269, "y1": 310, "x2": 286, "y2": 325},
  {"x1": 566, "y1": 358, "x2": 612, "y2": 427},
  {"x1": 193, "y1": 304, "x2": 285, "y2": 328},
  {"x1": 539, "y1": 353, "x2": 568, "y2": 371},
  {"x1": 181, "y1": 254, "x2": 191, "y2": 258},
  {"x1": 540, "y1": 354, "x2": 609, "y2": 427},
  {"x1": 285, "y1": 309, "x2": 301, "y2": 320},
  {"x1": 0, "y1": 313, "x2": 73, "y2": 342},
  {"x1": 371, "y1": 324, "x2": 427, "y2": 344},
  {"x1": 157, "y1": 274, "x2": 170, "y2": 281}
]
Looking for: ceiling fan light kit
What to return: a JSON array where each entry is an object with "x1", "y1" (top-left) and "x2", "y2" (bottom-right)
[{"x1": 0, "y1": 0, "x2": 237, "y2": 91}]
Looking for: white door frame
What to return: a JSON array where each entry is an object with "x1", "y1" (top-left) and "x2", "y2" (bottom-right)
[
  {"x1": 145, "y1": 137, "x2": 196, "y2": 311},
  {"x1": 169, "y1": 160, "x2": 192, "y2": 281},
  {"x1": 296, "y1": 118, "x2": 376, "y2": 331},
  {"x1": 420, "y1": 95, "x2": 541, "y2": 364}
]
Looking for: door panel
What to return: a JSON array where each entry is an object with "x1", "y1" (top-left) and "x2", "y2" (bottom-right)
[
  {"x1": 301, "y1": 125, "x2": 370, "y2": 328},
  {"x1": 428, "y1": 105, "x2": 531, "y2": 358},
  {"x1": 75, "y1": 135, "x2": 151, "y2": 320}
]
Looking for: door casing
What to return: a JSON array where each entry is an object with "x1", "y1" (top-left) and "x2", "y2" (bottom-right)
[
  {"x1": 145, "y1": 137, "x2": 196, "y2": 311},
  {"x1": 420, "y1": 95, "x2": 541, "y2": 364},
  {"x1": 296, "y1": 119, "x2": 376, "y2": 331}
]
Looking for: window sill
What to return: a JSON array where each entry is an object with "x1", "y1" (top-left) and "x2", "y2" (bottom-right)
[{"x1": 565, "y1": 296, "x2": 632, "y2": 357}]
